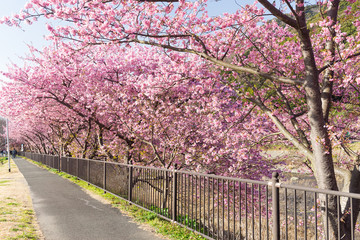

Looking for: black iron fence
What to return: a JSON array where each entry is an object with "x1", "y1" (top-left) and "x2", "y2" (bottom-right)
[{"x1": 20, "y1": 152, "x2": 360, "y2": 240}]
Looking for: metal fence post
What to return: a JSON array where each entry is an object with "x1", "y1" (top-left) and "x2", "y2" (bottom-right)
[
  {"x1": 77, "y1": 158, "x2": 79, "y2": 178},
  {"x1": 87, "y1": 160, "x2": 90, "y2": 185},
  {"x1": 272, "y1": 172, "x2": 280, "y2": 240},
  {"x1": 58, "y1": 154, "x2": 61, "y2": 172},
  {"x1": 172, "y1": 170, "x2": 178, "y2": 222},
  {"x1": 103, "y1": 161, "x2": 107, "y2": 193},
  {"x1": 128, "y1": 165, "x2": 133, "y2": 202}
]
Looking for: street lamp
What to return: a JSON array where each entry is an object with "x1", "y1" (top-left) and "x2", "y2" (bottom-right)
[
  {"x1": 6, "y1": 118, "x2": 10, "y2": 172},
  {"x1": 0, "y1": 116, "x2": 10, "y2": 172}
]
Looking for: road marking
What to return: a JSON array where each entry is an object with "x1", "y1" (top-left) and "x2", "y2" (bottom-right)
[{"x1": 79, "y1": 198, "x2": 103, "y2": 211}]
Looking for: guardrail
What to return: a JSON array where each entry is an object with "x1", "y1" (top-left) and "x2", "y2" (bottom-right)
[{"x1": 19, "y1": 152, "x2": 360, "y2": 239}]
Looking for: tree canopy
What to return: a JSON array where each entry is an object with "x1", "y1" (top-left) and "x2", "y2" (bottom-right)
[{"x1": 1, "y1": 0, "x2": 360, "y2": 238}]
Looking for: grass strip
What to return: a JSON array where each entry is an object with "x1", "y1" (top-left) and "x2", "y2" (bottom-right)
[{"x1": 0, "y1": 157, "x2": 41, "y2": 240}]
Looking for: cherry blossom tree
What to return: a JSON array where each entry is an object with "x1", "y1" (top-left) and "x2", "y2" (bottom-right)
[
  {"x1": 3, "y1": 0, "x2": 360, "y2": 237},
  {"x1": 1, "y1": 42, "x2": 275, "y2": 179},
  {"x1": 0, "y1": 41, "x2": 281, "y2": 229}
]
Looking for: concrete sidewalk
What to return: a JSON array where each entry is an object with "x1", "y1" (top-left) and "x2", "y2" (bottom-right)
[{"x1": 14, "y1": 158, "x2": 163, "y2": 240}]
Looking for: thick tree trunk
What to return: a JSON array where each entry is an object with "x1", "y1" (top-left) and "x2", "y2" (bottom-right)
[
  {"x1": 298, "y1": 22, "x2": 340, "y2": 239},
  {"x1": 297, "y1": 21, "x2": 360, "y2": 240},
  {"x1": 298, "y1": 29, "x2": 338, "y2": 191},
  {"x1": 297, "y1": 1, "x2": 360, "y2": 238}
]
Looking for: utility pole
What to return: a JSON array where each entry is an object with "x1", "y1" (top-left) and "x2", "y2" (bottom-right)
[
  {"x1": 6, "y1": 118, "x2": 10, "y2": 172},
  {"x1": 0, "y1": 116, "x2": 10, "y2": 172}
]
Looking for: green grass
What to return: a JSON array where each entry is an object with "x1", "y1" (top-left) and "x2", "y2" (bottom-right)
[
  {"x1": 24, "y1": 157, "x2": 206, "y2": 240},
  {"x1": 7, "y1": 203, "x2": 20, "y2": 206},
  {"x1": 0, "y1": 202, "x2": 40, "y2": 240},
  {"x1": 0, "y1": 157, "x2": 8, "y2": 165},
  {"x1": 0, "y1": 159, "x2": 41, "y2": 240},
  {"x1": 1, "y1": 211, "x2": 13, "y2": 215},
  {"x1": 8, "y1": 233, "x2": 38, "y2": 240},
  {"x1": 0, "y1": 180, "x2": 10, "y2": 186}
]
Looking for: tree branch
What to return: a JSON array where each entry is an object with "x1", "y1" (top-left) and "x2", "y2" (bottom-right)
[
  {"x1": 258, "y1": 0, "x2": 297, "y2": 28},
  {"x1": 248, "y1": 97, "x2": 314, "y2": 161},
  {"x1": 318, "y1": 52, "x2": 360, "y2": 74},
  {"x1": 129, "y1": 39, "x2": 304, "y2": 85}
]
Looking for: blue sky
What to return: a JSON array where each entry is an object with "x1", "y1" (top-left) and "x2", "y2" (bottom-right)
[{"x1": 0, "y1": 0, "x2": 255, "y2": 79}]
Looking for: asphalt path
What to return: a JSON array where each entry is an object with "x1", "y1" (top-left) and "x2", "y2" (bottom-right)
[{"x1": 14, "y1": 157, "x2": 163, "y2": 240}]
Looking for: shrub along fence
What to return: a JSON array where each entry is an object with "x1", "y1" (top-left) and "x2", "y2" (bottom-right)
[{"x1": 20, "y1": 152, "x2": 360, "y2": 240}]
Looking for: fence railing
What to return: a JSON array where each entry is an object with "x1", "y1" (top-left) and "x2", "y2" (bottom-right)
[{"x1": 19, "y1": 152, "x2": 360, "y2": 240}]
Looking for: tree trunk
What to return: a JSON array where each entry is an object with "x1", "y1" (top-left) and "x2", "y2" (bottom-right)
[
  {"x1": 124, "y1": 144, "x2": 132, "y2": 164},
  {"x1": 162, "y1": 172, "x2": 170, "y2": 211},
  {"x1": 298, "y1": 23, "x2": 341, "y2": 239},
  {"x1": 338, "y1": 165, "x2": 360, "y2": 239}
]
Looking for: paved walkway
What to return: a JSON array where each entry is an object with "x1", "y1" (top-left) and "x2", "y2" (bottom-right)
[{"x1": 14, "y1": 158, "x2": 163, "y2": 240}]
